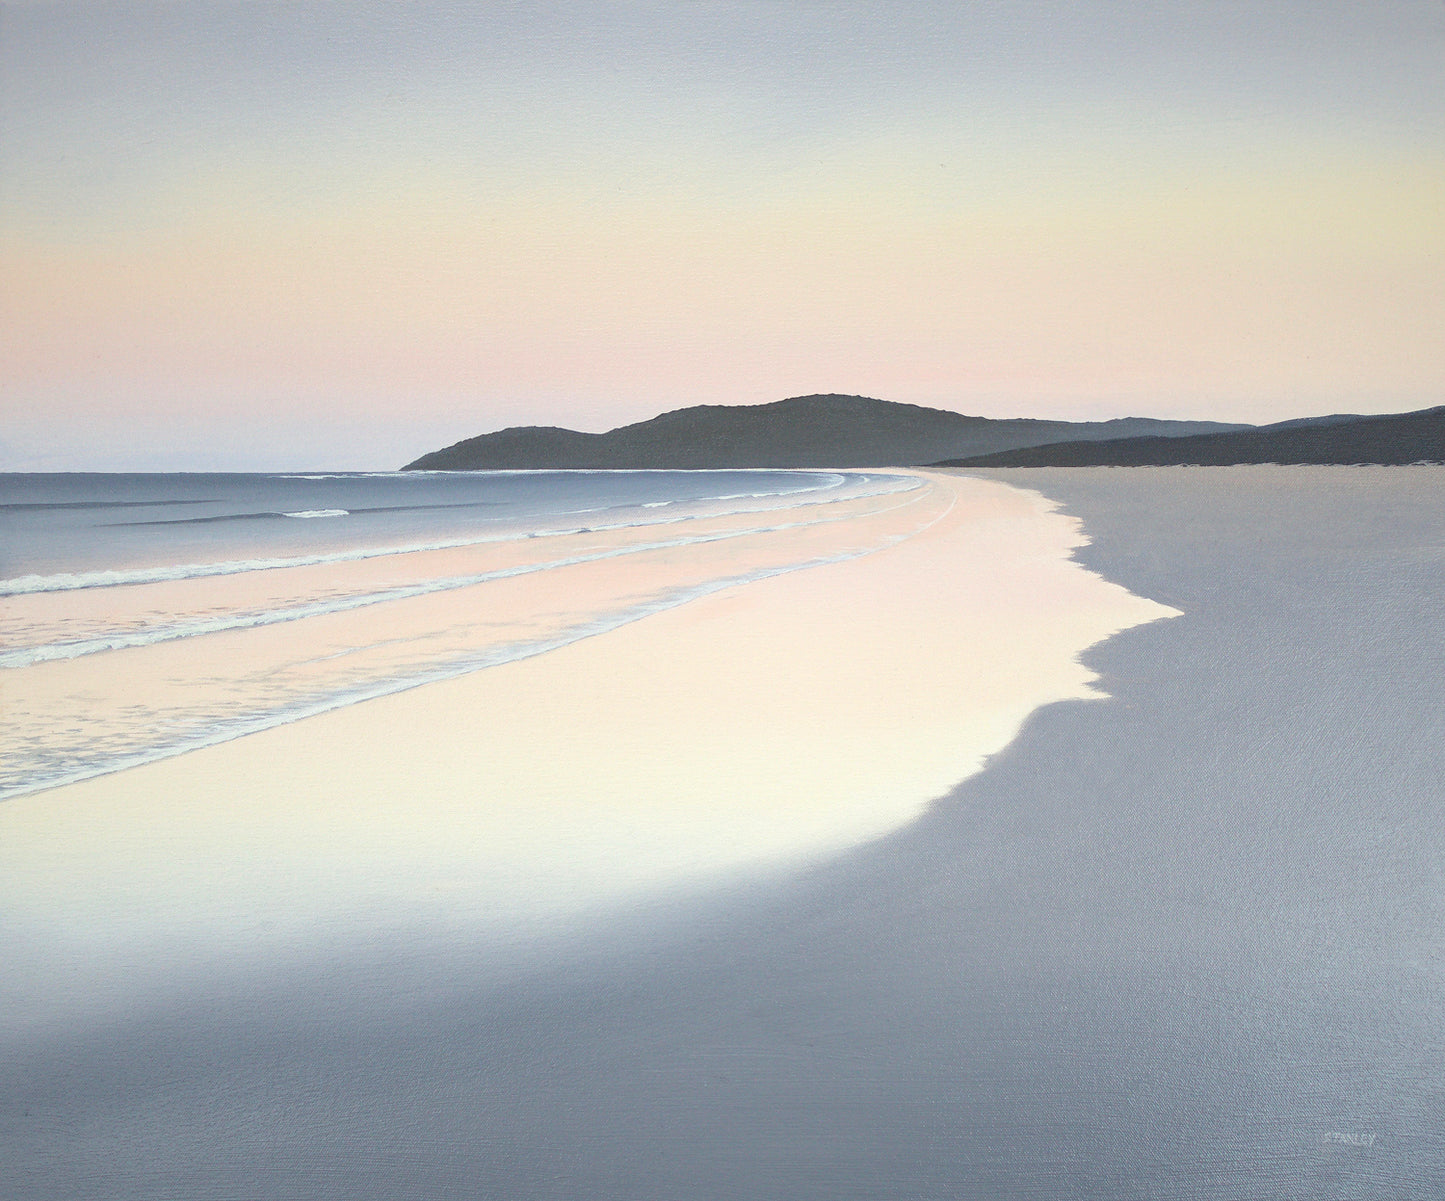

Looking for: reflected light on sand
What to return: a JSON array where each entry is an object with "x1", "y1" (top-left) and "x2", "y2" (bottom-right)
[{"x1": 0, "y1": 471, "x2": 1177, "y2": 1030}]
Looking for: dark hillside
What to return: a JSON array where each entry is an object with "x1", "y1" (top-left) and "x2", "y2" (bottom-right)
[
  {"x1": 941, "y1": 406, "x2": 1445, "y2": 468},
  {"x1": 404, "y1": 395, "x2": 1247, "y2": 470}
]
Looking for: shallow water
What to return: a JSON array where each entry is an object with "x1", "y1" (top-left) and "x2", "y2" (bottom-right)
[{"x1": 1, "y1": 469, "x2": 916, "y2": 797}]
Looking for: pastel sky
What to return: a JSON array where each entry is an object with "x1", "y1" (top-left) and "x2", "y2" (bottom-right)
[{"x1": 3, "y1": 1, "x2": 1442, "y2": 470}]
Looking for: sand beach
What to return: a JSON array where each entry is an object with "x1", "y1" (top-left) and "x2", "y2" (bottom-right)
[
  {"x1": 3, "y1": 465, "x2": 1442, "y2": 1200},
  {"x1": 0, "y1": 470, "x2": 1170, "y2": 1033}
]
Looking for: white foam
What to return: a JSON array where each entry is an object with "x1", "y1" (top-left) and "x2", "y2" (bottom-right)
[
  {"x1": 0, "y1": 518, "x2": 935, "y2": 801},
  {"x1": 281, "y1": 509, "x2": 349, "y2": 519},
  {"x1": 0, "y1": 488, "x2": 930, "y2": 669}
]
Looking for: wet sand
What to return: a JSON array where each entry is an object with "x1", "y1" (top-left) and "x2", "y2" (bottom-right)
[
  {"x1": 5, "y1": 466, "x2": 1441, "y2": 1200},
  {"x1": 0, "y1": 470, "x2": 1168, "y2": 1034}
]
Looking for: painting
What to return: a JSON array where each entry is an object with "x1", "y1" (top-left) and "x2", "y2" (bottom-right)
[{"x1": 3, "y1": 4, "x2": 1442, "y2": 1198}]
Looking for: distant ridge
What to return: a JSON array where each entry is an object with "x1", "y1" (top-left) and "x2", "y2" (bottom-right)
[
  {"x1": 402, "y1": 395, "x2": 1246, "y2": 470},
  {"x1": 939, "y1": 405, "x2": 1445, "y2": 467}
]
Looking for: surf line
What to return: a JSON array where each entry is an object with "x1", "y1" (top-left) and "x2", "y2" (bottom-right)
[
  {"x1": 0, "y1": 473, "x2": 918, "y2": 597},
  {"x1": 0, "y1": 482, "x2": 937, "y2": 668},
  {"x1": 2, "y1": 478, "x2": 956, "y2": 802}
]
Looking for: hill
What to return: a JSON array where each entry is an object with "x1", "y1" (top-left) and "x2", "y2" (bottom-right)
[
  {"x1": 939, "y1": 406, "x2": 1445, "y2": 467},
  {"x1": 402, "y1": 395, "x2": 1246, "y2": 470}
]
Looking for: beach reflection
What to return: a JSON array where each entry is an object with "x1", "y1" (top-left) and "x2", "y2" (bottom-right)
[{"x1": 0, "y1": 471, "x2": 1176, "y2": 1030}]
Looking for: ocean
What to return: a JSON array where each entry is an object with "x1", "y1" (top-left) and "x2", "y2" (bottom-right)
[{"x1": 0, "y1": 468, "x2": 919, "y2": 799}]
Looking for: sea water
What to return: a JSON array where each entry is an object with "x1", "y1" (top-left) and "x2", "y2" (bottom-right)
[{"x1": 0, "y1": 469, "x2": 918, "y2": 798}]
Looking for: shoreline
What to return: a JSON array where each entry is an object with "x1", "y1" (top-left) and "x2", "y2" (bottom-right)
[
  {"x1": 1, "y1": 469, "x2": 919, "y2": 799},
  {"x1": 7, "y1": 466, "x2": 1441, "y2": 1199},
  {"x1": 0, "y1": 469, "x2": 1173, "y2": 1032}
]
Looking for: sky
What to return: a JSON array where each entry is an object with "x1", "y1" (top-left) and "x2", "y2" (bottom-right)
[{"x1": 2, "y1": 1, "x2": 1443, "y2": 470}]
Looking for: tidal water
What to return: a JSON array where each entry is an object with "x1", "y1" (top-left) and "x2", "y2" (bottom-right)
[{"x1": 0, "y1": 468, "x2": 915, "y2": 798}]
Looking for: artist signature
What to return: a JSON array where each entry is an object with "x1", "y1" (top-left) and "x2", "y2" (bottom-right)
[{"x1": 1322, "y1": 1131, "x2": 1376, "y2": 1148}]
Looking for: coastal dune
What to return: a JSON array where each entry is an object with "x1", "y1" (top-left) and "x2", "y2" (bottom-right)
[{"x1": 0, "y1": 470, "x2": 1174, "y2": 1031}]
